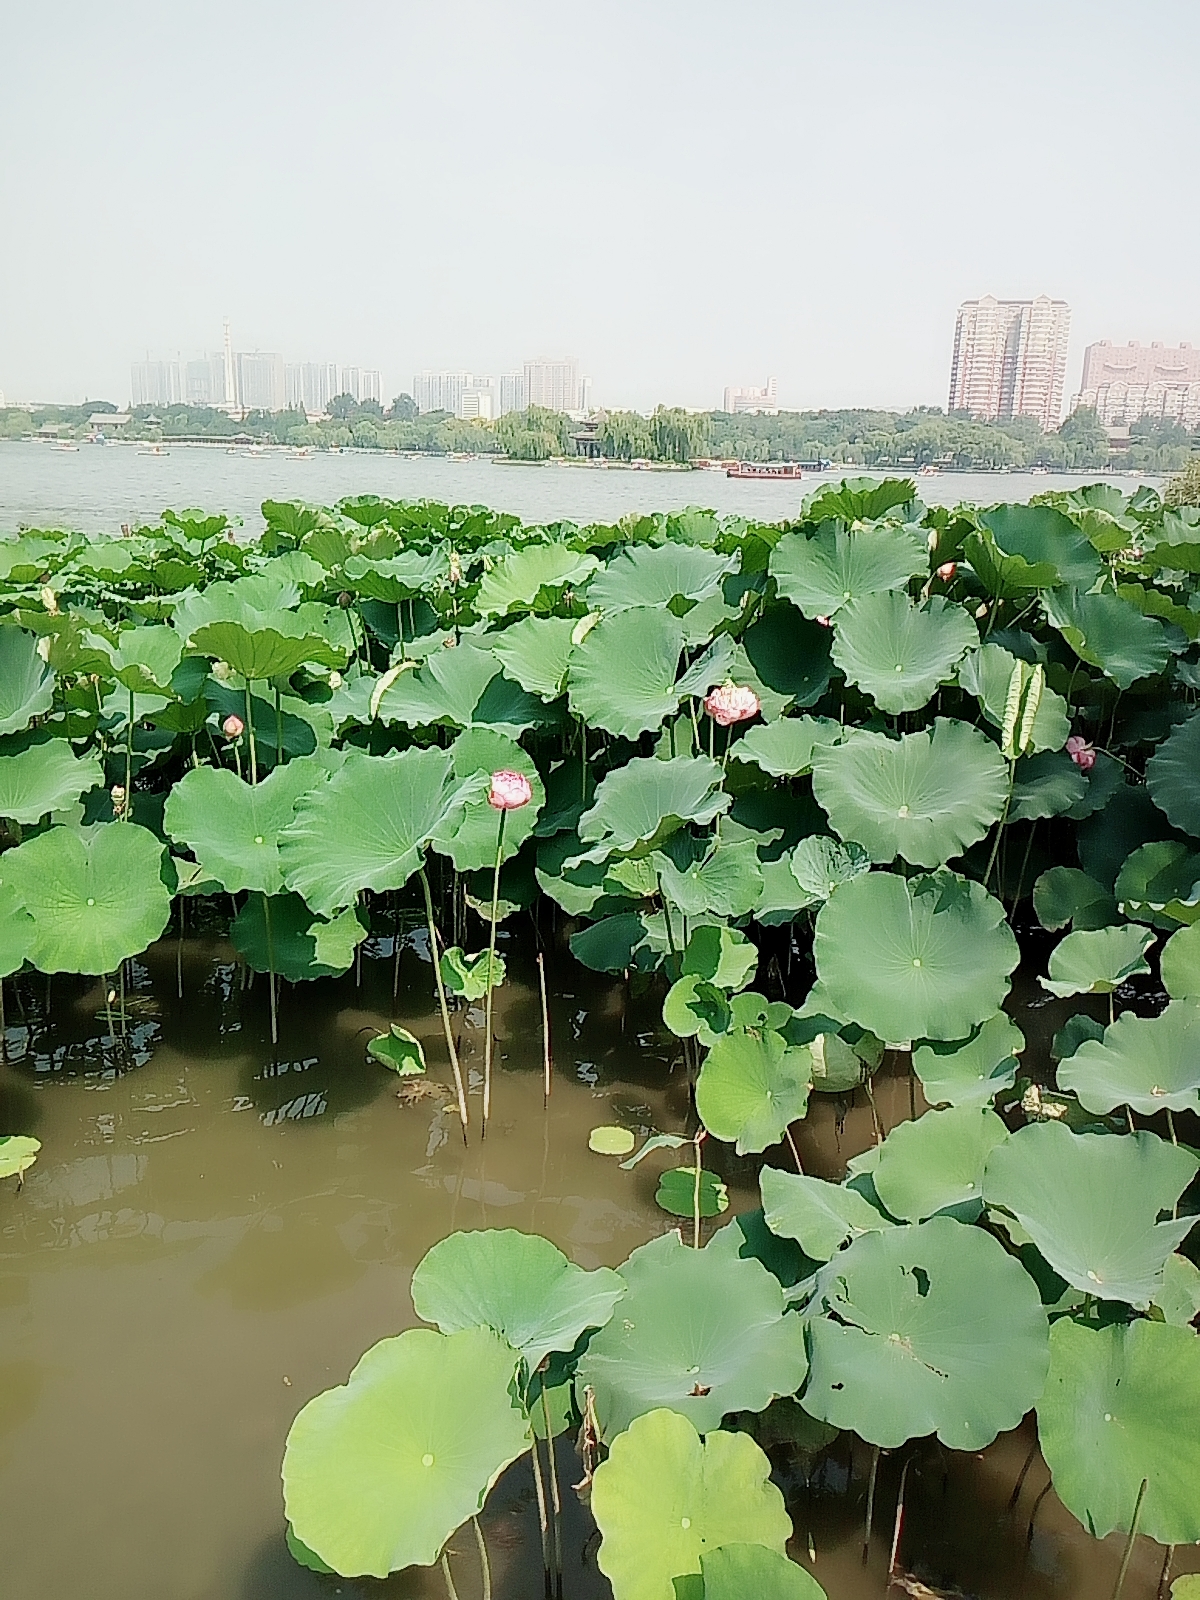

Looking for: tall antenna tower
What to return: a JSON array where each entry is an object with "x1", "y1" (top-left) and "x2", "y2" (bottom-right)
[{"x1": 222, "y1": 319, "x2": 237, "y2": 414}]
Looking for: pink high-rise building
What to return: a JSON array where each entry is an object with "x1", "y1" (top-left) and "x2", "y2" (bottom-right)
[
  {"x1": 1075, "y1": 341, "x2": 1200, "y2": 427},
  {"x1": 948, "y1": 295, "x2": 1071, "y2": 430}
]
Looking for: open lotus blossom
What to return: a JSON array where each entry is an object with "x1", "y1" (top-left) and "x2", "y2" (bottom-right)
[
  {"x1": 936, "y1": 560, "x2": 957, "y2": 581},
  {"x1": 488, "y1": 769, "x2": 533, "y2": 811},
  {"x1": 222, "y1": 714, "x2": 245, "y2": 739},
  {"x1": 704, "y1": 682, "x2": 761, "y2": 727},
  {"x1": 1066, "y1": 734, "x2": 1096, "y2": 772}
]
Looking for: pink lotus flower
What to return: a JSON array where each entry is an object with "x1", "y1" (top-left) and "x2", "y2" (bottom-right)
[
  {"x1": 936, "y1": 561, "x2": 957, "y2": 581},
  {"x1": 704, "y1": 682, "x2": 761, "y2": 727},
  {"x1": 488, "y1": 769, "x2": 533, "y2": 810},
  {"x1": 222, "y1": 714, "x2": 245, "y2": 739},
  {"x1": 1066, "y1": 735, "x2": 1096, "y2": 772}
]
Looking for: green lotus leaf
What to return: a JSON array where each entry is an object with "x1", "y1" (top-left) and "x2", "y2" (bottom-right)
[
  {"x1": 535, "y1": 835, "x2": 615, "y2": 917},
  {"x1": 803, "y1": 1216, "x2": 1049, "y2": 1450},
  {"x1": 983, "y1": 1123, "x2": 1198, "y2": 1308},
  {"x1": 680, "y1": 925, "x2": 758, "y2": 992},
  {"x1": 343, "y1": 548, "x2": 449, "y2": 601},
  {"x1": 1032, "y1": 867, "x2": 1117, "y2": 932},
  {"x1": 1042, "y1": 924, "x2": 1153, "y2": 998},
  {"x1": 411, "y1": 1228, "x2": 625, "y2": 1373},
  {"x1": 739, "y1": 603, "x2": 834, "y2": 713},
  {"x1": 831, "y1": 593, "x2": 977, "y2": 714},
  {"x1": 812, "y1": 720, "x2": 1007, "y2": 868},
  {"x1": 0, "y1": 742, "x2": 103, "y2": 824},
  {"x1": 656, "y1": 840, "x2": 762, "y2": 919},
  {"x1": 813, "y1": 871, "x2": 1018, "y2": 1043},
  {"x1": 104, "y1": 624, "x2": 184, "y2": 692},
  {"x1": 656, "y1": 1166, "x2": 730, "y2": 1219},
  {"x1": 1162, "y1": 922, "x2": 1200, "y2": 999},
  {"x1": 567, "y1": 607, "x2": 685, "y2": 739},
  {"x1": 978, "y1": 504, "x2": 1104, "y2": 591},
  {"x1": 1043, "y1": 588, "x2": 1171, "y2": 689},
  {"x1": 2, "y1": 822, "x2": 171, "y2": 974},
  {"x1": 374, "y1": 638, "x2": 546, "y2": 736},
  {"x1": 759, "y1": 1167, "x2": 892, "y2": 1262},
  {"x1": 489, "y1": 616, "x2": 576, "y2": 699},
  {"x1": 912, "y1": 1012, "x2": 1023, "y2": 1108},
  {"x1": 1037, "y1": 1318, "x2": 1200, "y2": 1545},
  {"x1": 871, "y1": 1106, "x2": 1009, "y2": 1222},
  {"x1": 1146, "y1": 712, "x2": 1200, "y2": 836},
  {"x1": 282, "y1": 1326, "x2": 530, "y2": 1578},
  {"x1": 286, "y1": 1524, "x2": 336, "y2": 1573},
  {"x1": 279, "y1": 748, "x2": 480, "y2": 916},
  {"x1": 367, "y1": 1025, "x2": 426, "y2": 1075},
  {"x1": 429, "y1": 728, "x2": 543, "y2": 872},
  {"x1": 0, "y1": 627, "x2": 55, "y2": 735},
  {"x1": 577, "y1": 1231, "x2": 809, "y2": 1439},
  {"x1": 191, "y1": 619, "x2": 344, "y2": 679},
  {"x1": 696, "y1": 1028, "x2": 811, "y2": 1154},
  {"x1": 663, "y1": 974, "x2": 732, "y2": 1044},
  {"x1": 0, "y1": 1135, "x2": 41, "y2": 1180},
  {"x1": 690, "y1": 1543, "x2": 826, "y2": 1600},
  {"x1": 1115, "y1": 841, "x2": 1200, "y2": 925},
  {"x1": 1156, "y1": 1252, "x2": 1200, "y2": 1329},
  {"x1": 590, "y1": 1126, "x2": 637, "y2": 1156},
  {"x1": 164, "y1": 759, "x2": 329, "y2": 896},
  {"x1": 769, "y1": 522, "x2": 927, "y2": 619},
  {"x1": 231, "y1": 894, "x2": 366, "y2": 980},
  {"x1": 587, "y1": 542, "x2": 733, "y2": 612},
  {"x1": 578, "y1": 756, "x2": 728, "y2": 856},
  {"x1": 729, "y1": 716, "x2": 844, "y2": 778},
  {"x1": 570, "y1": 913, "x2": 654, "y2": 973},
  {"x1": 0, "y1": 880, "x2": 35, "y2": 978},
  {"x1": 957, "y1": 643, "x2": 1070, "y2": 753},
  {"x1": 755, "y1": 856, "x2": 814, "y2": 926},
  {"x1": 438, "y1": 946, "x2": 505, "y2": 999},
  {"x1": 1007, "y1": 749, "x2": 1087, "y2": 823},
  {"x1": 803, "y1": 1029, "x2": 872, "y2": 1093},
  {"x1": 1057, "y1": 999, "x2": 1200, "y2": 1116},
  {"x1": 803, "y1": 476, "x2": 916, "y2": 523},
  {"x1": 475, "y1": 541, "x2": 599, "y2": 618},
  {"x1": 590, "y1": 1409, "x2": 791, "y2": 1600}
]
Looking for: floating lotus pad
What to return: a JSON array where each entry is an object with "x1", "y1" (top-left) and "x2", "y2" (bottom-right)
[{"x1": 1056, "y1": 999, "x2": 1200, "y2": 1116}]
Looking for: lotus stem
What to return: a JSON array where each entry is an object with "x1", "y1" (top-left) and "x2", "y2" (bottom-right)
[
  {"x1": 1111, "y1": 1477, "x2": 1148, "y2": 1600},
  {"x1": 420, "y1": 865, "x2": 469, "y2": 1142},
  {"x1": 244, "y1": 684, "x2": 258, "y2": 784},
  {"x1": 0, "y1": 979, "x2": 5, "y2": 1063},
  {"x1": 176, "y1": 897, "x2": 184, "y2": 1001},
  {"x1": 886, "y1": 1454, "x2": 912, "y2": 1589},
  {"x1": 262, "y1": 892, "x2": 278, "y2": 1048},
  {"x1": 1025, "y1": 1477, "x2": 1053, "y2": 1547},
  {"x1": 482, "y1": 809, "x2": 507, "y2": 1138},
  {"x1": 439, "y1": 1551, "x2": 461, "y2": 1600},
  {"x1": 656, "y1": 874, "x2": 682, "y2": 981},
  {"x1": 118, "y1": 961, "x2": 127, "y2": 1040},
  {"x1": 785, "y1": 1126, "x2": 804, "y2": 1175},
  {"x1": 1157, "y1": 1544, "x2": 1174, "y2": 1599},
  {"x1": 274, "y1": 685, "x2": 283, "y2": 766},
  {"x1": 104, "y1": 977, "x2": 116, "y2": 1044},
  {"x1": 692, "y1": 1131, "x2": 704, "y2": 1249},
  {"x1": 579, "y1": 718, "x2": 587, "y2": 802},
  {"x1": 125, "y1": 687, "x2": 134, "y2": 814},
  {"x1": 863, "y1": 1444, "x2": 880, "y2": 1563},
  {"x1": 539, "y1": 1384, "x2": 564, "y2": 1598},
  {"x1": 538, "y1": 951, "x2": 552, "y2": 1104},
  {"x1": 471, "y1": 1516, "x2": 492, "y2": 1600},
  {"x1": 528, "y1": 1425, "x2": 554, "y2": 1598},
  {"x1": 1007, "y1": 1438, "x2": 1040, "y2": 1510},
  {"x1": 1167, "y1": 1107, "x2": 1178, "y2": 1147},
  {"x1": 983, "y1": 761, "x2": 1014, "y2": 893}
]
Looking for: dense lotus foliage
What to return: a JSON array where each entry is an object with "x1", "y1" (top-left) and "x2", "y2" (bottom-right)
[{"x1": 3, "y1": 477, "x2": 1200, "y2": 1593}]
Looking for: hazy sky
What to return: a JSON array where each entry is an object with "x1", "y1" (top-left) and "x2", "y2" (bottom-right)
[{"x1": 2, "y1": 0, "x2": 1197, "y2": 411}]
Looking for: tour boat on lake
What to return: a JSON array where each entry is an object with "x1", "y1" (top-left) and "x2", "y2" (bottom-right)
[{"x1": 726, "y1": 461, "x2": 803, "y2": 480}]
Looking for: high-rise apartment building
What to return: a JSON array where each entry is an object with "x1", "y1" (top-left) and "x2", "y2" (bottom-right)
[
  {"x1": 948, "y1": 295, "x2": 1071, "y2": 430},
  {"x1": 130, "y1": 360, "x2": 183, "y2": 407},
  {"x1": 496, "y1": 373, "x2": 526, "y2": 416},
  {"x1": 1074, "y1": 341, "x2": 1200, "y2": 428},
  {"x1": 722, "y1": 378, "x2": 778, "y2": 415},
  {"x1": 413, "y1": 371, "x2": 473, "y2": 415},
  {"x1": 460, "y1": 389, "x2": 493, "y2": 421},
  {"x1": 235, "y1": 351, "x2": 286, "y2": 412},
  {"x1": 523, "y1": 357, "x2": 580, "y2": 413}
]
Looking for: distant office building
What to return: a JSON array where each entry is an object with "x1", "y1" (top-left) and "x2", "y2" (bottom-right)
[
  {"x1": 523, "y1": 357, "x2": 579, "y2": 413},
  {"x1": 723, "y1": 378, "x2": 778, "y2": 415},
  {"x1": 1074, "y1": 341, "x2": 1200, "y2": 428},
  {"x1": 496, "y1": 373, "x2": 526, "y2": 416},
  {"x1": 236, "y1": 351, "x2": 286, "y2": 412},
  {"x1": 131, "y1": 360, "x2": 182, "y2": 407},
  {"x1": 460, "y1": 389, "x2": 493, "y2": 421},
  {"x1": 184, "y1": 356, "x2": 227, "y2": 407},
  {"x1": 948, "y1": 295, "x2": 1071, "y2": 430},
  {"x1": 337, "y1": 367, "x2": 382, "y2": 404},
  {"x1": 413, "y1": 370, "x2": 473, "y2": 415}
]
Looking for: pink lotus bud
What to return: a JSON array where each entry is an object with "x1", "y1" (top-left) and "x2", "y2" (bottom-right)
[
  {"x1": 815, "y1": 615, "x2": 832, "y2": 628},
  {"x1": 488, "y1": 769, "x2": 533, "y2": 811},
  {"x1": 703, "y1": 682, "x2": 761, "y2": 727},
  {"x1": 1066, "y1": 735, "x2": 1096, "y2": 772},
  {"x1": 936, "y1": 561, "x2": 957, "y2": 581},
  {"x1": 222, "y1": 714, "x2": 245, "y2": 739}
]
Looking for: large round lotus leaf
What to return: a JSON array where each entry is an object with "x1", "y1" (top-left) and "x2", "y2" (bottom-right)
[
  {"x1": 0, "y1": 741, "x2": 104, "y2": 824},
  {"x1": 2, "y1": 822, "x2": 171, "y2": 974},
  {"x1": 488, "y1": 615, "x2": 576, "y2": 699},
  {"x1": 803, "y1": 1216, "x2": 1049, "y2": 1450},
  {"x1": 769, "y1": 521, "x2": 927, "y2": 619},
  {"x1": 429, "y1": 728, "x2": 543, "y2": 872},
  {"x1": 191, "y1": 618, "x2": 344, "y2": 679},
  {"x1": 1115, "y1": 841, "x2": 1200, "y2": 925},
  {"x1": 578, "y1": 756, "x2": 728, "y2": 855},
  {"x1": 164, "y1": 759, "x2": 328, "y2": 895},
  {"x1": 410, "y1": 1229, "x2": 625, "y2": 1374},
  {"x1": 871, "y1": 1106, "x2": 1009, "y2": 1222},
  {"x1": 282, "y1": 1326, "x2": 529, "y2": 1578},
  {"x1": 1162, "y1": 922, "x2": 1200, "y2": 999},
  {"x1": 730, "y1": 716, "x2": 844, "y2": 778},
  {"x1": 695, "y1": 1544, "x2": 826, "y2": 1600},
  {"x1": 788, "y1": 837, "x2": 871, "y2": 903},
  {"x1": 576, "y1": 1230, "x2": 809, "y2": 1438},
  {"x1": 1057, "y1": 999, "x2": 1200, "y2": 1116},
  {"x1": 0, "y1": 628, "x2": 55, "y2": 735},
  {"x1": 696, "y1": 1027, "x2": 812, "y2": 1154},
  {"x1": 0, "y1": 880, "x2": 35, "y2": 978},
  {"x1": 1146, "y1": 711, "x2": 1200, "y2": 835},
  {"x1": 567, "y1": 607, "x2": 684, "y2": 739},
  {"x1": 231, "y1": 893, "x2": 366, "y2": 980},
  {"x1": 831, "y1": 593, "x2": 977, "y2": 715},
  {"x1": 1037, "y1": 1317, "x2": 1200, "y2": 1544},
  {"x1": 957, "y1": 643, "x2": 1070, "y2": 754},
  {"x1": 912, "y1": 1011, "x2": 1024, "y2": 1108},
  {"x1": 811, "y1": 719, "x2": 1007, "y2": 867},
  {"x1": 374, "y1": 638, "x2": 506, "y2": 730},
  {"x1": 590, "y1": 1408, "x2": 791, "y2": 1600},
  {"x1": 1032, "y1": 867, "x2": 1116, "y2": 932},
  {"x1": 1043, "y1": 588, "x2": 1171, "y2": 689},
  {"x1": 0, "y1": 1135, "x2": 40, "y2": 1179},
  {"x1": 475, "y1": 541, "x2": 599, "y2": 617},
  {"x1": 978, "y1": 504, "x2": 1104, "y2": 591},
  {"x1": 759, "y1": 1167, "x2": 892, "y2": 1262},
  {"x1": 1041, "y1": 924, "x2": 1153, "y2": 998},
  {"x1": 587, "y1": 542, "x2": 732, "y2": 612},
  {"x1": 813, "y1": 871, "x2": 1017, "y2": 1043},
  {"x1": 280, "y1": 748, "x2": 480, "y2": 915},
  {"x1": 983, "y1": 1123, "x2": 1198, "y2": 1308}
]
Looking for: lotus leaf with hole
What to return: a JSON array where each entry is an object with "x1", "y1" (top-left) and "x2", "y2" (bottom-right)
[
  {"x1": 1162, "y1": 922, "x2": 1200, "y2": 999},
  {"x1": 578, "y1": 756, "x2": 728, "y2": 857},
  {"x1": 911, "y1": 1012, "x2": 1024, "y2": 1108},
  {"x1": 696, "y1": 1027, "x2": 812, "y2": 1154},
  {"x1": 1041, "y1": 924, "x2": 1154, "y2": 998},
  {"x1": 0, "y1": 628, "x2": 55, "y2": 735},
  {"x1": 567, "y1": 607, "x2": 685, "y2": 739},
  {"x1": 871, "y1": 1106, "x2": 1009, "y2": 1222},
  {"x1": 164, "y1": 759, "x2": 330, "y2": 896},
  {"x1": 831, "y1": 592, "x2": 977, "y2": 714},
  {"x1": 0, "y1": 741, "x2": 104, "y2": 824},
  {"x1": 769, "y1": 521, "x2": 927, "y2": 619},
  {"x1": 759, "y1": 1168, "x2": 892, "y2": 1262},
  {"x1": 1057, "y1": 1000, "x2": 1200, "y2": 1116}
]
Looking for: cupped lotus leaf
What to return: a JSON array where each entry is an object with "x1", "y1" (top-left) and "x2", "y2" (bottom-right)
[
  {"x1": 696, "y1": 1028, "x2": 811, "y2": 1154},
  {"x1": 578, "y1": 756, "x2": 728, "y2": 855},
  {"x1": 430, "y1": 728, "x2": 543, "y2": 872},
  {"x1": 813, "y1": 871, "x2": 1018, "y2": 1043},
  {"x1": 439, "y1": 946, "x2": 505, "y2": 999},
  {"x1": 0, "y1": 881, "x2": 35, "y2": 978},
  {"x1": 979, "y1": 504, "x2": 1105, "y2": 591},
  {"x1": 957, "y1": 643, "x2": 1070, "y2": 753},
  {"x1": 656, "y1": 840, "x2": 762, "y2": 919},
  {"x1": 1008, "y1": 750, "x2": 1088, "y2": 823},
  {"x1": 1042, "y1": 924, "x2": 1154, "y2": 999},
  {"x1": 871, "y1": 1106, "x2": 1009, "y2": 1222},
  {"x1": 1115, "y1": 841, "x2": 1200, "y2": 925},
  {"x1": 983, "y1": 1123, "x2": 1198, "y2": 1308},
  {"x1": 663, "y1": 974, "x2": 732, "y2": 1044},
  {"x1": 576, "y1": 1231, "x2": 809, "y2": 1438},
  {"x1": 0, "y1": 627, "x2": 55, "y2": 734},
  {"x1": 693, "y1": 1544, "x2": 826, "y2": 1600},
  {"x1": 1037, "y1": 1317, "x2": 1200, "y2": 1545},
  {"x1": 1156, "y1": 1252, "x2": 1200, "y2": 1329},
  {"x1": 164, "y1": 760, "x2": 329, "y2": 896},
  {"x1": 0, "y1": 741, "x2": 103, "y2": 823},
  {"x1": 590, "y1": 1126, "x2": 637, "y2": 1156},
  {"x1": 656, "y1": 1166, "x2": 730, "y2": 1220},
  {"x1": 280, "y1": 748, "x2": 481, "y2": 915},
  {"x1": 1043, "y1": 588, "x2": 1171, "y2": 689},
  {"x1": 1057, "y1": 1000, "x2": 1200, "y2": 1117},
  {"x1": 804, "y1": 1029, "x2": 872, "y2": 1093},
  {"x1": 367, "y1": 1025, "x2": 426, "y2": 1075},
  {"x1": 567, "y1": 607, "x2": 685, "y2": 739},
  {"x1": 231, "y1": 894, "x2": 366, "y2": 980},
  {"x1": 769, "y1": 522, "x2": 927, "y2": 619},
  {"x1": 0, "y1": 1135, "x2": 40, "y2": 1179},
  {"x1": 343, "y1": 548, "x2": 449, "y2": 601},
  {"x1": 282, "y1": 1326, "x2": 529, "y2": 1579},
  {"x1": 803, "y1": 1216, "x2": 1049, "y2": 1450},
  {"x1": 759, "y1": 1167, "x2": 892, "y2": 1262},
  {"x1": 1162, "y1": 922, "x2": 1200, "y2": 999},
  {"x1": 590, "y1": 1409, "x2": 791, "y2": 1600},
  {"x1": 191, "y1": 619, "x2": 344, "y2": 679},
  {"x1": 587, "y1": 542, "x2": 733, "y2": 612},
  {"x1": 832, "y1": 592, "x2": 977, "y2": 714},
  {"x1": 104, "y1": 624, "x2": 184, "y2": 691},
  {"x1": 570, "y1": 913, "x2": 653, "y2": 974},
  {"x1": 411, "y1": 1229, "x2": 625, "y2": 1373},
  {"x1": 912, "y1": 1012, "x2": 1024, "y2": 1108},
  {"x1": 788, "y1": 837, "x2": 871, "y2": 903},
  {"x1": 680, "y1": 925, "x2": 757, "y2": 992},
  {"x1": 1033, "y1": 867, "x2": 1117, "y2": 932},
  {"x1": 802, "y1": 476, "x2": 916, "y2": 524},
  {"x1": 489, "y1": 616, "x2": 576, "y2": 699},
  {"x1": 730, "y1": 716, "x2": 844, "y2": 778},
  {"x1": 1146, "y1": 711, "x2": 1200, "y2": 835},
  {"x1": 2, "y1": 823, "x2": 171, "y2": 974},
  {"x1": 812, "y1": 720, "x2": 1007, "y2": 868},
  {"x1": 475, "y1": 541, "x2": 599, "y2": 617}
]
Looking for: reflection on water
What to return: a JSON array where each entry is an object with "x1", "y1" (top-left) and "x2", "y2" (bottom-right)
[{"x1": 0, "y1": 928, "x2": 1192, "y2": 1599}]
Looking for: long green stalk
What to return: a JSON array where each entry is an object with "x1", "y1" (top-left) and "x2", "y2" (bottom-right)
[
  {"x1": 420, "y1": 866, "x2": 469, "y2": 1141},
  {"x1": 482, "y1": 809, "x2": 507, "y2": 1137},
  {"x1": 244, "y1": 684, "x2": 258, "y2": 784}
]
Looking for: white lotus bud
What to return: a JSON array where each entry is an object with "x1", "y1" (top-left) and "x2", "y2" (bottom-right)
[
  {"x1": 40, "y1": 584, "x2": 59, "y2": 614},
  {"x1": 328, "y1": 670, "x2": 343, "y2": 690},
  {"x1": 212, "y1": 660, "x2": 232, "y2": 681}
]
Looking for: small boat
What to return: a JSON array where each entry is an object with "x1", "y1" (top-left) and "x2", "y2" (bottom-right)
[
  {"x1": 726, "y1": 461, "x2": 802, "y2": 480},
  {"x1": 51, "y1": 441, "x2": 80, "y2": 451},
  {"x1": 138, "y1": 444, "x2": 170, "y2": 456},
  {"x1": 917, "y1": 464, "x2": 941, "y2": 476}
]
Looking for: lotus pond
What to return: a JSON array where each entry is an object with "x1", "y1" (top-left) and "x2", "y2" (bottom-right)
[{"x1": 1, "y1": 480, "x2": 1199, "y2": 1600}]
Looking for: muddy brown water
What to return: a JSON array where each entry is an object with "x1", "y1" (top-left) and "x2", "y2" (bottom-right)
[{"x1": 0, "y1": 925, "x2": 1194, "y2": 1600}]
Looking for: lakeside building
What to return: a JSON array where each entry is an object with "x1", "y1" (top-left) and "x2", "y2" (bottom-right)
[
  {"x1": 948, "y1": 295, "x2": 1071, "y2": 429},
  {"x1": 1074, "y1": 341, "x2": 1200, "y2": 428},
  {"x1": 723, "y1": 378, "x2": 778, "y2": 415}
]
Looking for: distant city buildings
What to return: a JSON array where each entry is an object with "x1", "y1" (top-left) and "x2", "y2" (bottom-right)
[
  {"x1": 723, "y1": 378, "x2": 778, "y2": 415},
  {"x1": 411, "y1": 368, "x2": 588, "y2": 419},
  {"x1": 130, "y1": 325, "x2": 383, "y2": 415},
  {"x1": 948, "y1": 295, "x2": 1071, "y2": 430},
  {"x1": 1074, "y1": 341, "x2": 1200, "y2": 428}
]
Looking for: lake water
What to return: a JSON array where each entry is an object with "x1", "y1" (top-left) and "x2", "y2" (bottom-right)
[{"x1": 0, "y1": 440, "x2": 1160, "y2": 534}]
